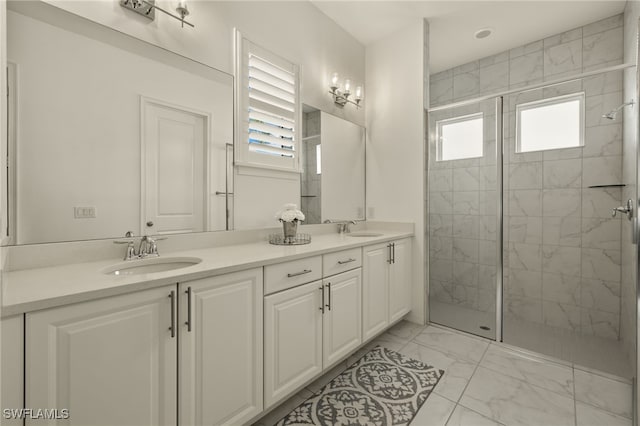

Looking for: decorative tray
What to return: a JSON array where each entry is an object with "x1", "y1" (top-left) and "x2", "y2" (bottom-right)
[{"x1": 269, "y1": 233, "x2": 312, "y2": 245}]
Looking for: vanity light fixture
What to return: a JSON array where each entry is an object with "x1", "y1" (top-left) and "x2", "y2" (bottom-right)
[
  {"x1": 329, "y1": 72, "x2": 363, "y2": 108},
  {"x1": 120, "y1": 0, "x2": 195, "y2": 28}
]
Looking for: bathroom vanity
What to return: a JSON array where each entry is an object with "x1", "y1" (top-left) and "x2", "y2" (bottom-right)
[{"x1": 1, "y1": 225, "x2": 413, "y2": 425}]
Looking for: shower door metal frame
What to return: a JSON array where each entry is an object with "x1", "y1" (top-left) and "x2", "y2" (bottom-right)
[
  {"x1": 495, "y1": 97, "x2": 504, "y2": 342},
  {"x1": 634, "y1": 16, "x2": 640, "y2": 426}
]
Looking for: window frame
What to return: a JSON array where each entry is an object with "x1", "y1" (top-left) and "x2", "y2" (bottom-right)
[
  {"x1": 234, "y1": 30, "x2": 301, "y2": 176},
  {"x1": 515, "y1": 92, "x2": 585, "y2": 154},
  {"x1": 435, "y1": 112, "x2": 484, "y2": 162}
]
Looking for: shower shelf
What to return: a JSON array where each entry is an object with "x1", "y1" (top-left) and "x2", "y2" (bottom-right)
[{"x1": 587, "y1": 184, "x2": 626, "y2": 188}]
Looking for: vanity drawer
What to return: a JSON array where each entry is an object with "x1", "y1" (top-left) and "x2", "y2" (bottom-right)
[
  {"x1": 265, "y1": 256, "x2": 322, "y2": 295},
  {"x1": 323, "y1": 248, "x2": 362, "y2": 277}
]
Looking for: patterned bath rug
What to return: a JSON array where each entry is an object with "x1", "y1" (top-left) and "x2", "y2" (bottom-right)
[{"x1": 275, "y1": 346, "x2": 445, "y2": 426}]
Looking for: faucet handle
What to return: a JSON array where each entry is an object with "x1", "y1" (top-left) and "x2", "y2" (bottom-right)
[
  {"x1": 145, "y1": 236, "x2": 167, "y2": 256},
  {"x1": 114, "y1": 239, "x2": 137, "y2": 260}
]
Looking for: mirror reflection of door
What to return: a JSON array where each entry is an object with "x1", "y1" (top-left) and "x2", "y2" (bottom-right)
[{"x1": 143, "y1": 99, "x2": 209, "y2": 235}]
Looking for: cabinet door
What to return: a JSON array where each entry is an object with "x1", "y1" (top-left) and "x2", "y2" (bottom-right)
[
  {"x1": 2, "y1": 315, "x2": 24, "y2": 426},
  {"x1": 323, "y1": 269, "x2": 362, "y2": 368},
  {"x1": 389, "y1": 238, "x2": 413, "y2": 323},
  {"x1": 362, "y1": 243, "x2": 390, "y2": 341},
  {"x1": 264, "y1": 280, "x2": 323, "y2": 408},
  {"x1": 179, "y1": 268, "x2": 263, "y2": 426},
  {"x1": 26, "y1": 286, "x2": 177, "y2": 426}
]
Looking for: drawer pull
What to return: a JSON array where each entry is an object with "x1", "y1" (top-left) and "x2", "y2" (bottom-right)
[
  {"x1": 337, "y1": 258, "x2": 356, "y2": 265},
  {"x1": 319, "y1": 286, "x2": 325, "y2": 313},
  {"x1": 287, "y1": 269, "x2": 312, "y2": 278}
]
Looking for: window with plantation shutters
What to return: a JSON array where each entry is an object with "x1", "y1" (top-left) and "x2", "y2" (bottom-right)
[{"x1": 235, "y1": 31, "x2": 301, "y2": 173}]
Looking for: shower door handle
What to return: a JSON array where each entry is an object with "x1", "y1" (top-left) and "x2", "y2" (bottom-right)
[{"x1": 612, "y1": 199, "x2": 634, "y2": 220}]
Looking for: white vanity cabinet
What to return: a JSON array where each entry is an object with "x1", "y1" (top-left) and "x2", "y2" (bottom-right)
[
  {"x1": 264, "y1": 251, "x2": 362, "y2": 408},
  {"x1": 26, "y1": 286, "x2": 178, "y2": 426},
  {"x1": 363, "y1": 238, "x2": 413, "y2": 341},
  {"x1": 178, "y1": 268, "x2": 263, "y2": 426},
  {"x1": 24, "y1": 268, "x2": 263, "y2": 426}
]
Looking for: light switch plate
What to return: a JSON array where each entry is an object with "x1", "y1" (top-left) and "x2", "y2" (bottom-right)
[{"x1": 74, "y1": 206, "x2": 96, "y2": 219}]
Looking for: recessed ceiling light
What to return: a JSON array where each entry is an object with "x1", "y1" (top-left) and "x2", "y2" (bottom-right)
[{"x1": 474, "y1": 28, "x2": 493, "y2": 39}]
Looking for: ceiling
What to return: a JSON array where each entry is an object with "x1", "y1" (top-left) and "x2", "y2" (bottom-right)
[{"x1": 310, "y1": 1, "x2": 627, "y2": 73}]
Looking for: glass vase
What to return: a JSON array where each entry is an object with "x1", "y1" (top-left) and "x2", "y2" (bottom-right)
[{"x1": 282, "y1": 220, "x2": 298, "y2": 244}]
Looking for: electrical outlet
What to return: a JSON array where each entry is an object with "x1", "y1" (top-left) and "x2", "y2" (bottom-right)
[{"x1": 74, "y1": 206, "x2": 96, "y2": 219}]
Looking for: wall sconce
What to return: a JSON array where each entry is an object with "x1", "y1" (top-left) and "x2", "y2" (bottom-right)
[
  {"x1": 120, "y1": 0, "x2": 194, "y2": 28},
  {"x1": 329, "y1": 73, "x2": 363, "y2": 108}
]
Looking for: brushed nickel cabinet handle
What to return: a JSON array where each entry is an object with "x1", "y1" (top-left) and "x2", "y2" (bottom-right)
[
  {"x1": 185, "y1": 286, "x2": 192, "y2": 332},
  {"x1": 392, "y1": 243, "x2": 396, "y2": 264},
  {"x1": 387, "y1": 244, "x2": 393, "y2": 264},
  {"x1": 168, "y1": 291, "x2": 176, "y2": 338},
  {"x1": 337, "y1": 258, "x2": 356, "y2": 265},
  {"x1": 326, "y1": 283, "x2": 332, "y2": 311},
  {"x1": 319, "y1": 286, "x2": 325, "y2": 313},
  {"x1": 287, "y1": 269, "x2": 312, "y2": 278}
]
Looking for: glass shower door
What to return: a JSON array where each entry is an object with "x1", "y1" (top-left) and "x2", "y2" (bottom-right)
[{"x1": 428, "y1": 97, "x2": 502, "y2": 339}]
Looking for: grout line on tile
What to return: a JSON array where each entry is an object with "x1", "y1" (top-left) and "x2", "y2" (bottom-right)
[
  {"x1": 572, "y1": 362, "x2": 632, "y2": 385},
  {"x1": 443, "y1": 403, "x2": 458, "y2": 426},
  {"x1": 455, "y1": 343, "x2": 490, "y2": 404},
  {"x1": 573, "y1": 367, "x2": 578, "y2": 426}
]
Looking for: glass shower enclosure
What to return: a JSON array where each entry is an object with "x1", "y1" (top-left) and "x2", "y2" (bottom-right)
[{"x1": 428, "y1": 67, "x2": 636, "y2": 380}]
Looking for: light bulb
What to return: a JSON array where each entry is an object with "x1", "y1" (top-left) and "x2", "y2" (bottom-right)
[
  {"x1": 355, "y1": 86, "x2": 363, "y2": 100},
  {"x1": 344, "y1": 79, "x2": 351, "y2": 95},
  {"x1": 330, "y1": 72, "x2": 339, "y2": 90}
]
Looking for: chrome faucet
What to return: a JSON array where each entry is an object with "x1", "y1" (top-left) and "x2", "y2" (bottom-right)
[
  {"x1": 114, "y1": 232, "x2": 167, "y2": 260},
  {"x1": 324, "y1": 219, "x2": 357, "y2": 234}
]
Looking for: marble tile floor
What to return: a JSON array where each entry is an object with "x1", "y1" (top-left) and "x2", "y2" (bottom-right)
[
  {"x1": 431, "y1": 300, "x2": 631, "y2": 378},
  {"x1": 253, "y1": 321, "x2": 633, "y2": 426}
]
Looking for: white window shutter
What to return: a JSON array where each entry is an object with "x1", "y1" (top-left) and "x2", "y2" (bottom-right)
[{"x1": 235, "y1": 30, "x2": 301, "y2": 173}]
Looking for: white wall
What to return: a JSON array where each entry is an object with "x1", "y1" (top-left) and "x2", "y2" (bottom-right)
[
  {"x1": 365, "y1": 19, "x2": 428, "y2": 324},
  {"x1": 41, "y1": 0, "x2": 366, "y2": 230}
]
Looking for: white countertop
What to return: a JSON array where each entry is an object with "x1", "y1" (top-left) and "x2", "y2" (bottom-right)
[{"x1": 2, "y1": 229, "x2": 413, "y2": 317}]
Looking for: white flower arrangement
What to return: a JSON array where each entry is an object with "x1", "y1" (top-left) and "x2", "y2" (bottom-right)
[{"x1": 275, "y1": 203, "x2": 305, "y2": 223}]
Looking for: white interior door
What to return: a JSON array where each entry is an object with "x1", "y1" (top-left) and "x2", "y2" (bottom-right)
[{"x1": 143, "y1": 99, "x2": 207, "y2": 235}]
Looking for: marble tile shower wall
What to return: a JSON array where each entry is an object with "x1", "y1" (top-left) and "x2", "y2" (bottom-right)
[{"x1": 429, "y1": 14, "x2": 625, "y2": 339}]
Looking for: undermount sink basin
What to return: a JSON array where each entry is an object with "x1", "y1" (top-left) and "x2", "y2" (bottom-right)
[
  {"x1": 102, "y1": 256, "x2": 202, "y2": 276},
  {"x1": 348, "y1": 232, "x2": 384, "y2": 237}
]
